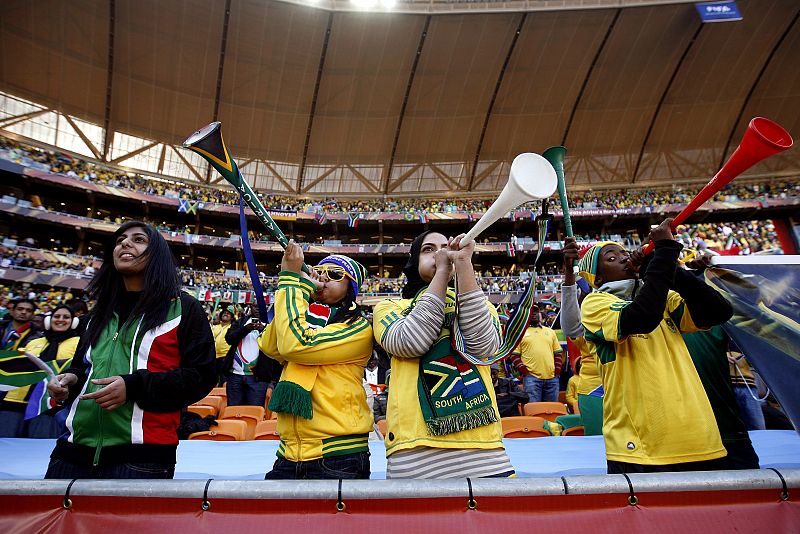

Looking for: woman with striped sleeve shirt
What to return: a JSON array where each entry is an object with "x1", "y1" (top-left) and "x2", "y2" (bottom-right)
[{"x1": 373, "y1": 231, "x2": 515, "y2": 478}]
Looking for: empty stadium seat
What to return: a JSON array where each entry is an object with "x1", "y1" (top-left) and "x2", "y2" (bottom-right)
[
  {"x1": 221, "y1": 406, "x2": 265, "y2": 440},
  {"x1": 523, "y1": 402, "x2": 569, "y2": 421},
  {"x1": 188, "y1": 420, "x2": 248, "y2": 441},
  {"x1": 187, "y1": 405, "x2": 217, "y2": 418},
  {"x1": 254, "y1": 419, "x2": 280, "y2": 440},
  {"x1": 501, "y1": 416, "x2": 549, "y2": 438},
  {"x1": 210, "y1": 387, "x2": 227, "y2": 398},
  {"x1": 562, "y1": 425, "x2": 585, "y2": 436},
  {"x1": 195, "y1": 395, "x2": 224, "y2": 413}
]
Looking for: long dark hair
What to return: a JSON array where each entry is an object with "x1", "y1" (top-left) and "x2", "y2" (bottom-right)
[
  {"x1": 329, "y1": 286, "x2": 363, "y2": 324},
  {"x1": 83, "y1": 221, "x2": 180, "y2": 348}
]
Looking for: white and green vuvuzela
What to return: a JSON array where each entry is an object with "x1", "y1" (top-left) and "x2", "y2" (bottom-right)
[{"x1": 183, "y1": 122, "x2": 309, "y2": 273}]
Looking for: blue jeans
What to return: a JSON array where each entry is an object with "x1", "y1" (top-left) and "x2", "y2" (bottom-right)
[
  {"x1": 226, "y1": 374, "x2": 269, "y2": 407},
  {"x1": 24, "y1": 413, "x2": 66, "y2": 439},
  {"x1": 44, "y1": 458, "x2": 175, "y2": 479},
  {"x1": 523, "y1": 375, "x2": 559, "y2": 403},
  {"x1": 264, "y1": 452, "x2": 370, "y2": 480},
  {"x1": 0, "y1": 409, "x2": 25, "y2": 438},
  {"x1": 734, "y1": 386, "x2": 766, "y2": 430}
]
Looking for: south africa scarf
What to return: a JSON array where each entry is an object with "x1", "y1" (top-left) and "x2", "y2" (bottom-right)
[
  {"x1": 267, "y1": 302, "x2": 339, "y2": 419},
  {"x1": 408, "y1": 289, "x2": 497, "y2": 436}
]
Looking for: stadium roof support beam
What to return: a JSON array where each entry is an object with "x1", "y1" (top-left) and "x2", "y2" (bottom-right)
[
  {"x1": 719, "y1": 8, "x2": 800, "y2": 173},
  {"x1": 301, "y1": 165, "x2": 339, "y2": 194},
  {"x1": 101, "y1": 0, "x2": 116, "y2": 161},
  {"x1": 297, "y1": 12, "x2": 334, "y2": 194},
  {"x1": 471, "y1": 161, "x2": 501, "y2": 190},
  {"x1": 387, "y1": 164, "x2": 422, "y2": 193},
  {"x1": 170, "y1": 145, "x2": 205, "y2": 182},
  {"x1": 346, "y1": 165, "x2": 381, "y2": 194},
  {"x1": 0, "y1": 109, "x2": 48, "y2": 129},
  {"x1": 63, "y1": 115, "x2": 102, "y2": 160},
  {"x1": 467, "y1": 13, "x2": 526, "y2": 192},
  {"x1": 384, "y1": 16, "x2": 431, "y2": 194},
  {"x1": 110, "y1": 141, "x2": 158, "y2": 165},
  {"x1": 430, "y1": 164, "x2": 462, "y2": 191},
  {"x1": 207, "y1": 0, "x2": 232, "y2": 184},
  {"x1": 263, "y1": 161, "x2": 296, "y2": 193},
  {"x1": 560, "y1": 9, "x2": 620, "y2": 147},
  {"x1": 631, "y1": 23, "x2": 703, "y2": 184}
]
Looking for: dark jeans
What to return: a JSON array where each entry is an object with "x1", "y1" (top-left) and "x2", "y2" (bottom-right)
[
  {"x1": 226, "y1": 373, "x2": 269, "y2": 407},
  {"x1": 264, "y1": 451, "x2": 370, "y2": 480},
  {"x1": 44, "y1": 458, "x2": 175, "y2": 479},
  {"x1": 607, "y1": 456, "x2": 727, "y2": 474},
  {"x1": 24, "y1": 413, "x2": 66, "y2": 439},
  {"x1": 0, "y1": 409, "x2": 25, "y2": 438},
  {"x1": 721, "y1": 439, "x2": 761, "y2": 470}
]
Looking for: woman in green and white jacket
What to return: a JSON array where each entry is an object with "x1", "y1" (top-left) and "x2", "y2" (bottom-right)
[{"x1": 46, "y1": 221, "x2": 217, "y2": 479}]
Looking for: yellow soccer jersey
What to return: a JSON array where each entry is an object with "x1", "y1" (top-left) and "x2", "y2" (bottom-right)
[
  {"x1": 571, "y1": 337, "x2": 602, "y2": 396},
  {"x1": 581, "y1": 290, "x2": 726, "y2": 465},
  {"x1": 518, "y1": 327, "x2": 562, "y2": 380}
]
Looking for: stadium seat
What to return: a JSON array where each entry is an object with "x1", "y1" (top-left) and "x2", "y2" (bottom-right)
[
  {"x1": 188, "y1": 420, "x2": 247, "y2": 441},
  {"x1": 221, "y1": 406, "x2": 266, "y2": 440},
  {"x1": 562, "y1": 425, "x2": 585, "y2": 436},
  {"x1": 501, "y1": 416, "x2": 549, "y2": 438},
  {"x1": 210, "y1": 387, "x2": 227, "y2": 398},
  {"x1": 187, "y1": 405, "x2": 217, "y2": 418},
  {"x1": 195, "y1": 395, "x2": 224, "y2": 413},
  {"x1": 523, "y1": 402, "x2": 569, "y2": 421},
  {"x1": 254, "y1": 419, "x2": 280, "y2": 440},
  {"x1": 558, "y1": 391, "x2": 567, "y2": 405}
]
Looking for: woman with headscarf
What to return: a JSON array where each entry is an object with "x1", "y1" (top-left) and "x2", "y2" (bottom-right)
[
  {"x1": 13, "y1": 305, "x2": 80, "y2": 438},
  {"x1": 259, "y1": 242, "x2": 374, "y2": 479},
  {"x1": 46, "y1": 221, "x2": 217, "y2": 479},
  {"x1": 372, "y1": 231, "x2": 514, "y2": 478}
]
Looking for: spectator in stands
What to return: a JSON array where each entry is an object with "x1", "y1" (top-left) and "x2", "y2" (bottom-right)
[
  {"x1": 579, "y1": 218, "x2": 733, "y2": 473},
  {"x1": 223, "y1": 305, "x2": 278, "y2": 407},
  {"x1": 491, "y1": 363, "x2": 527, "y2": 418},
  {"x1": 559, "y1": 239, "x2": 604, "y2": 434},
  {"x1": 211, "y1": 305, "x2": 235, "y2": 385},
  {"x1": 373, "y1": 230, "x2": 513, "y2": 479},
  {"x1": 20, "y1": 305, "x2": 81, "y2": 438},
  {"x1": 45, "y1": 221, "x2": 217, "y2": 479},
  {"x1": 565, "y1": 359, "x2": 581, "y2": 414},
  {"x1": 259, "y1": 247, "x2": 374, "y2": 479},
  {"x1": 0, "y1": 298, "x2": 39, "y2": 352},
  {"x1": 0, "y1": 298, "x2": 44, "y2": 436},
  {"x1": 514, "y1": 306, "x2": 563, "y2": 403}
]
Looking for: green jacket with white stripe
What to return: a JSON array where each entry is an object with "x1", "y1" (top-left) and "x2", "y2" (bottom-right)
[{"x1": 51, "y1": 292, "x2": 216, "y2": 467}]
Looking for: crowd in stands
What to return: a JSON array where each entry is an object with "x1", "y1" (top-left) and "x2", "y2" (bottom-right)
[{"x1": 3, "y1": 136, "x2": 799, "y2": 215}]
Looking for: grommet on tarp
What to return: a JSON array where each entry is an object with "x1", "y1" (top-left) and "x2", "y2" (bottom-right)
[
  {"x1": 201, "y1": 478, "x2": 213, "y2": 511},
  {"x1": 621, "y1": 473, "x2": 638, "y2": 506},
  {"x1": 466, "y1": 477, "x2": 477, "y2": 510},
  {"x1": 768, "y1": 468, "x2": 789, "y2": 501},
  {"x1": 63, "y1": 479, "x2": 77, "y2": 510},
  {"x1": 336, "y1": 479, "x2": 346, "y2": 512}
]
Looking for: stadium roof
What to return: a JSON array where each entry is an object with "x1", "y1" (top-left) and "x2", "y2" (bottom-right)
[{"x1": 1, "y1": 0, "x2": 798, "y2": 196}]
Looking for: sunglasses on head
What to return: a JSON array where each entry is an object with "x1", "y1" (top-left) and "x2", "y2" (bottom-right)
[{"x1": 312, "y1": 264, "x2": 354, "y2": 282}]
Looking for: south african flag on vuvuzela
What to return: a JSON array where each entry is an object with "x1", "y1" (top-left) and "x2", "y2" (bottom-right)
[{"x1": 0, "y1": 349, "x2": 55, "y2": 391}]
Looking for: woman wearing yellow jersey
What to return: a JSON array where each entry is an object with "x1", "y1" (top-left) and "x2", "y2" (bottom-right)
[
  {"x1": 578, "y1": 219, "x2": 733, "y2": 473},
  {"x1": 373, "y1": 231, "x2": 513, "y2": 479},
  {"x1": 259, "y1": 243, "x2": 373, "y2": 479},
  {"x1": 22, "y1": 305, "x2": 80, "y2": 438}
]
